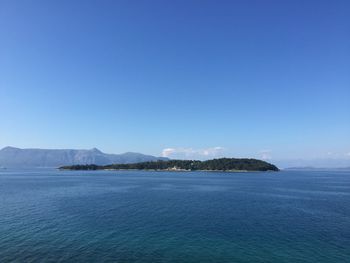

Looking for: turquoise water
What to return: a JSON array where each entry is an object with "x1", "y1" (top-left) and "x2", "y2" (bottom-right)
[{"x1": 0, "y1": 169, "x2": 349, "y2": 262}]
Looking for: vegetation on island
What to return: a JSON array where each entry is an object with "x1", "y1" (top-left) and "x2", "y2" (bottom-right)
[{"x1": 59, "y1": 158, "x2": 279, "y2": 172}]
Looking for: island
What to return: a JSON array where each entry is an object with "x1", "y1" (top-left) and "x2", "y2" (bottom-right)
[{"x1": 59, "y1": 158, "x2": 279, "y2": 172}]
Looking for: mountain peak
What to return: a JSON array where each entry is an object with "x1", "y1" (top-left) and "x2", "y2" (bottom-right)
[
  {"x1": 1, "y1": 146, "x2": 20, "y2": 151},
  {"x1": 90, "y1": 148, "x2": 102, "y2": 153}
]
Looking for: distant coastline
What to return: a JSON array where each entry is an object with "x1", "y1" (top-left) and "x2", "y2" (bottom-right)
[
  {"x1": 59, "y1": 158, "x2": 279, "y2": 172},
  {"x1": 284, "y1": 166, "x2": 350, "y2": 171}
]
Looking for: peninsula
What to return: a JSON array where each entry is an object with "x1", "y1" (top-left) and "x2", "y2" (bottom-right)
[{"x1": 59, "y1": 158, "x2": 279, "y2": 172}]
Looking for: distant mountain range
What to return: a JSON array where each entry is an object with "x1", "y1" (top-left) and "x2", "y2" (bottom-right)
[
  {"x1": 274, "y1": 158, "x2": 350, "y2": 169},
  {"x1": 0, "y1": 146, "x2": 168, "y2": 168}
]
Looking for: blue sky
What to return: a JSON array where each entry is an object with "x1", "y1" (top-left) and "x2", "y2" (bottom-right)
[{"x1": 1, "y1": 0, "x2": 349, "y2": 162}]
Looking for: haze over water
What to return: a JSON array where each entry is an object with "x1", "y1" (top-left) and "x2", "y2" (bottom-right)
[{"x1": 0, "y1": 169, "x2": 349, "y2": 262}]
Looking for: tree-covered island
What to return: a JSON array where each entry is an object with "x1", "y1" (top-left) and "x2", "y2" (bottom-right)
[{"x1": 59, "y1": 158, "x2": 279, "y2": 172}]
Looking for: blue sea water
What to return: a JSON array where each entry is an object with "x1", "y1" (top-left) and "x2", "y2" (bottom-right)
[{"x1": 0, "y1": 169, "x2": 349, "y2": 262}]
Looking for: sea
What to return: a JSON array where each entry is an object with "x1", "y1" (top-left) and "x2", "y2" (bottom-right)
[{"x1": 0, "y1": 169, "x2": 349, "y2": 262}]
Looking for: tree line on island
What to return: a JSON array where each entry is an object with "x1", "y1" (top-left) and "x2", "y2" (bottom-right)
[{"x1": 59, "y1": 158, "x2": 279, "y2": 172}]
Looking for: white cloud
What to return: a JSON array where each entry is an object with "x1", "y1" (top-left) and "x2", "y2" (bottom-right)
[
  {"x1": 323, "y1": 151, "x2": 350, "y2": 159},
  {"x1": 161, "y1": 148, "x2": 176, "y2": 157},
  {"x1": 259, "y1": 150, "x2": 272, "y2": 160},
  {"x1": 161, "y1": 147, "x2": 225, "y2": 160}
]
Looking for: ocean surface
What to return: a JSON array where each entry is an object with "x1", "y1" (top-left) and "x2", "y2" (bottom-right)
[{"x1": 0, "y1": 169, "x2": 349, "y2": 262}]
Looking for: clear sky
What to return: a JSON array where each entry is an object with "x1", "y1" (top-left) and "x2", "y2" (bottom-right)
[{"x1": 1, "y1": 0, "x2": 349, "y2": 162}]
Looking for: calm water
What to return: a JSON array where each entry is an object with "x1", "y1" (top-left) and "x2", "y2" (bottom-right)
[{"x1": 0, "y1": 169, "x2": 349, "y2": 262}]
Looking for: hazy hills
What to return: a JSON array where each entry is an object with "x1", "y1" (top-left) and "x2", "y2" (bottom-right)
[
  {"x1": 0, "y1": 146, "x2": 168, "y2": 168},
  {"x1": 274, "y1": 158, "x2": 350, "y2": 169}
]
